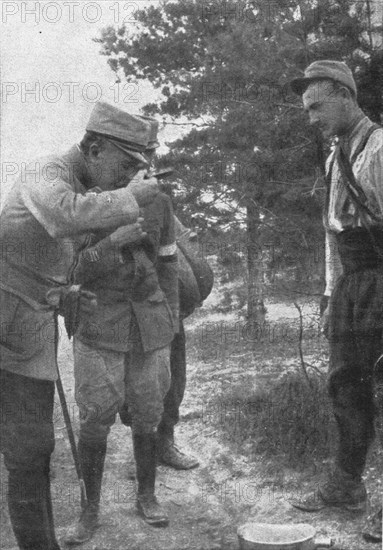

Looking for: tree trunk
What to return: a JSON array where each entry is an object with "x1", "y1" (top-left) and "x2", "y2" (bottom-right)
[{"x1": 246, "y1": 202, "x2": 266, "y2": 323}]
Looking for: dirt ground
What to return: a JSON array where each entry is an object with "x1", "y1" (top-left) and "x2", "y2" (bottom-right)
[{"x1": 1, "y1": 304, "x2": 382, "y2": 550}]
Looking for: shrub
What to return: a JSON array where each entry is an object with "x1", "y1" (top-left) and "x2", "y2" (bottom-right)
[{"x1": 214, "y1": 371, "x2": 337, "y2": 468}]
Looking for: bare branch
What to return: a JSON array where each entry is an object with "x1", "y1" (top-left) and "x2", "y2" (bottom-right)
[
  {"x1": 162, "y1": 120, "x2": 212, "y2": 127},
  {"x1": 293, "y1": 302, "x2": 313, "y2": 388}
]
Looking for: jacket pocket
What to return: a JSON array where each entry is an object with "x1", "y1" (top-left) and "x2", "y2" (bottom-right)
[
  {"x1": 131, "y1": 292, "x2": 175, "y2": 353},
  {"x1": 0, "y1": 289, "x2": 55, "y2": 361}
]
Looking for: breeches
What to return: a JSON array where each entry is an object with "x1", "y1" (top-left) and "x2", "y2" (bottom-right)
[{"x1": 74, "y1": 338, "x2": 171, "y2": 443}]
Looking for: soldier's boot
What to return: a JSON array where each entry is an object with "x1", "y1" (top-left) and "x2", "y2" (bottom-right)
[
  {"x1": 362, "y1": 508, "x2": 382, "y2": 543},
  {"x1": 133, "y1": 432, "x2": 169, "y2": 528},
  {"x1": 8, "y1": 460, "x2": 61, "y2": 550},
  {"x1": 64, "y1": 440, "x2": 106, "y2": 546},
  {"x1": 118, "y1": 405, "x2": 136, "y2": 480},
  {"x1": 157, "y1": 428, "x2": 199, "y2": 470},
  {"x1": 291, "y1": 467, "x2": 367, "y2": 513}
]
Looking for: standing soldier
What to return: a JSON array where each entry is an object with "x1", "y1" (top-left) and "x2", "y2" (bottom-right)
[
  {"x1": 156, "y1": 215, "x2": 209, "y2": 470},
  {"x1": 126, "y1": 117, "x2": 213, "y2": 471},
  {"x1": 64, "y1": 113, "x2": 178, "y2": 545},
  {"x1": 290, "y1": 60, "x2": 383, "y2": 543},
  {"x1": 0, "y1": 102, "x2": 158, "y2": 550}
]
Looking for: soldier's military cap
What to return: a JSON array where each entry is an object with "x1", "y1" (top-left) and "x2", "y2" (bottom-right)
[
  {"x1": 86, "y1": 102, "x2": 152, "y2": 164},
  {"x1": 290, "y1": 60, "x2": 357, "y2": 97},
  {"x1": 139, "y1": 115, "x2": 160, "y2": 150}
]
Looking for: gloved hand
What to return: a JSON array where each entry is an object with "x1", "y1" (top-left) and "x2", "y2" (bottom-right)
[
  {"x1": 128, "y1": 172, "x2": 159, "y2": 206},
  {"x1": 110, "y1": 218, "x2": 146, "y2": 248},
  {"x1": 46, "y1": 286, "x2": 97, "y2": 339}
]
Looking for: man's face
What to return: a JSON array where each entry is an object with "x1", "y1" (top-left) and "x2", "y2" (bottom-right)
[
  {"x1": 302, "y1": 81, "x2": 350, "y2": 139},
  {"x1": 87, "y1": 140, "x2": 146, "y2": 191}
]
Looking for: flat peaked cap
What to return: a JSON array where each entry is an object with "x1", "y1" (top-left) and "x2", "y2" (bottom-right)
[
  {"x1": 86, "y1": 102, "x2": 152, "y2": 163},
  {"x1": 290, "y1": 60, "x2": 357, "y2": 96},
  {"x1": 139, "y1": 115, "x2": 160, "y2": 149}
]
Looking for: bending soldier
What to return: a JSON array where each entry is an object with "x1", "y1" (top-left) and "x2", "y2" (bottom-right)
[{"x1": 0, "y1": 101, "x2": 158, "y2": 550}]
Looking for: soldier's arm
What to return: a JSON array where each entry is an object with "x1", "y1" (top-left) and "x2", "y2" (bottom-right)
[
  {"x1": 73, "y1": 221, "x2": 145, "y2": 285},
  {"x1": 362, "y1": 129, "x2": 383, "y2": 219},
  {"x1": 157, "y1": 195, "x2": 179, "y2": 330},
  {"x1": 174, "y1": 215, "x2": 191, "y2": 241},
  {"x1": 20, "y1": 157, "x2": 140, "y2": 239},
  {"x1": 72, "y1": 235, "x2": 122, "y2": 285}
]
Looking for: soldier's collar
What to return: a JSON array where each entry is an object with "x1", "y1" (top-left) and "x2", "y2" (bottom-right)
[{"x1": 70, "y1": 144, "x2": 94, "y2": 189}]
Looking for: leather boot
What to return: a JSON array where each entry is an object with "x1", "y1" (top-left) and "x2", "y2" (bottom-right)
[
  {"x1": 8, "y1": 462, "x2": 61, "y2": 550},
  {"x1": 157, "y1": 429, "x2": 199, "y2": 470},
  {"x1": 64, "y1": 440, "x2": 106, "y2": 546},
  {"x1": 132, "y1": 432, "x2": 169, "y2": 527},
  {"x1": 291, "y1": 466, "x2": 367, "y2": 513}
]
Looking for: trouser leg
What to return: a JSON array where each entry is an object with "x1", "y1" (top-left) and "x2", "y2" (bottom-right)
[
  {"x1": 65, "y1": 340, "x2": 124, "y2": 545},
  {"x1": 8, "y1": 461, "x2": 60, "y2": 550},
  {"x1": 73, "y1": 338, "x2": 125, "y2": 447},
  {"x1": 156, "y1": 324, "x2": 199, "y2": 469},
  {"x1": 0, "y1": 369, "x2": 59, "y2": 550},
  {"x1": 125, "y1": 344, "x2": 170, "y2": 435},
  {"x1": 292, "y1": 269, "x2": 383, "y2": 514},
  {"x1": 292, "y1": 332, "x2": 372, "y2": 512},
  {"x1": 327, "y1": 271, "x2": 383, "y2": 479},
  {"x1": 329, "y1": 297, "x2": 381, "y2": 480},
  {"x1": 329, "y1": 372, "x2": 375, "y2": 479},
  {"x1": 158, "y1": 322, "x2": 186, "y2": 437},
  {"x1": 119, "y1": 326, "x2": 185, "y2": 432}
]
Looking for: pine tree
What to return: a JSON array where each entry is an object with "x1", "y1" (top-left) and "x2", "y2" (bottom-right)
[{"x1": 95, "y1": 0, "x2": 382, "y2": 318}]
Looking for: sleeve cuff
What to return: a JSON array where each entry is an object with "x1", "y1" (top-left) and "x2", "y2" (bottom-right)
[{"x1": 92, "y1": 236, "x2": 122, "y2": 268}]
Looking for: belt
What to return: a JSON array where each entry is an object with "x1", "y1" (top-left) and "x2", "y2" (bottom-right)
[
  {"x1": 96, "y1": 288, "x2": 133, "y2": 304},
  {"x1": 336, "y1": 227, "x2": 383, "y2": 274}
]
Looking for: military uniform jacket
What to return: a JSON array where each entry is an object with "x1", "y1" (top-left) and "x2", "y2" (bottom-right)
[
  {"x1": 0, "y1": 146, "x2": 140, "y2": 379},
  {"x1": 73, "y1": 192, "x2": 179, "y2": 353}
]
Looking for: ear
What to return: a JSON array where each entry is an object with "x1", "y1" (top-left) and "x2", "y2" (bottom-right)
[
  {"x1": 339, "y1": 86, "x2": 352, "y2": 101},
  {"x1": 88, "y1": 142, "x2": 101, "y2": 160}
]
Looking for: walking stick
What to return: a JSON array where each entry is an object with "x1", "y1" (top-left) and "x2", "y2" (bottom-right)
[{"x1": 54, "y1": 311, "x2": 88, "y2": 505}]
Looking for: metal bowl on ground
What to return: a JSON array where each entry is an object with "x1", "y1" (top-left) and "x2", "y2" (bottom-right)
[{"x1": 237, "y1": 523, "x2": 334, "y2": 550}]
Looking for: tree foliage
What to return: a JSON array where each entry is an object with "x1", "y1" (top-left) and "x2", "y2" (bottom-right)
[{"x1": 96, "y1": 0, "x2": 382, "y2": 314}]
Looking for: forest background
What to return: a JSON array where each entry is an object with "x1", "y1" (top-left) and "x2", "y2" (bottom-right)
[{"x1": 96, "y1": 0, "x2": 383, "y2": 320}]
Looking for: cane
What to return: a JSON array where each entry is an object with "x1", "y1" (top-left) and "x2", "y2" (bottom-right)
[{"x1": 54, "y1": 310, "x2": 88, "y2": 506}]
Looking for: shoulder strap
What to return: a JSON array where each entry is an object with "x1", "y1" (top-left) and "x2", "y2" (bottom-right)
[
  {"x1": 323, "y1": 152, "x2": 337, "y2": 223},
  {"x1": 326, "y1": 123, "x2": 381, "y2": 222},
  {"x1": 350, "y1": 123, "x2": 381, "y2": 165},
  {"x1": 327, "y1": 123, "x2": 381, "y2": 184},
  {"x1": 337, "y1": 128, "x2": 383, "y2": 257},
  {"x1": 336, "y1": 144, "x2": 381, "y2": 223}
]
